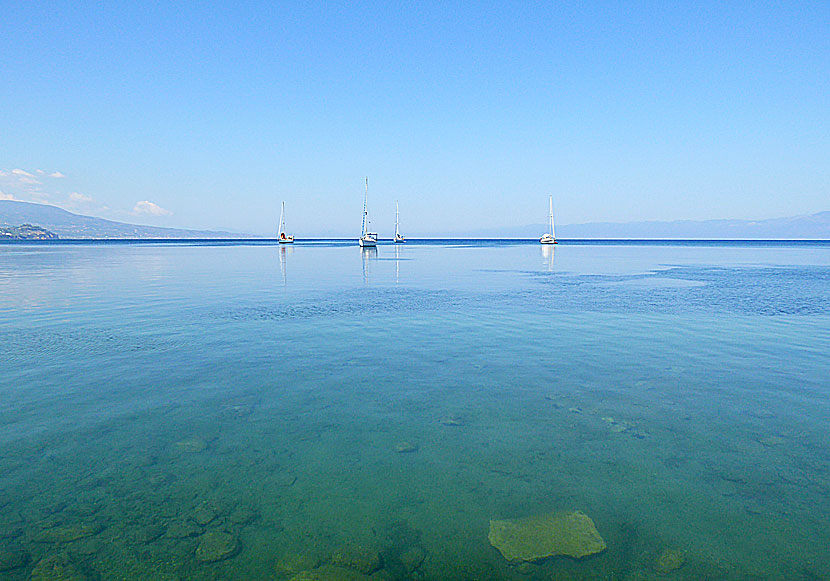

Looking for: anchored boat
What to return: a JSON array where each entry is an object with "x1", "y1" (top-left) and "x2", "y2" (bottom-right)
[
  {"x1": 359, "y1": 177, "x2": 378, "y2": 247},
  {"x1": 394, "y1": 201, "x2": 405, "y2": 243},
  {"x1": 540, "y1": 195, "x2": 557, "y2": 244},
  {"x1": 278, "y1": 201, "x2": 294, "y2": 244}
]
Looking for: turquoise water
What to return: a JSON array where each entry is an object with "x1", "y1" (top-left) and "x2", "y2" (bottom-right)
[{"x1": 1, "y1": 240, "x2": 829, "y2": 579}]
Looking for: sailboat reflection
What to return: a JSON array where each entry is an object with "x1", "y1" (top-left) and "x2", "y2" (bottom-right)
[
  {"x1": 541, "y1": 244, "x2": 555, "y2": 272},
  {"x1": 361, "y1": 246, "x2": 377, "y2": 284},
  {"x1": 394, "y1": 243, "x2": 401, "y2": 284},
  {"x1": 279, "y1": 245, "x2": 294, "y2": 286}
]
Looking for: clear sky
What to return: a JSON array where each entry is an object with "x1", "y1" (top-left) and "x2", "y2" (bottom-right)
[{"x1": 1, "y1": 2, "x2": 827, "y2": 235}]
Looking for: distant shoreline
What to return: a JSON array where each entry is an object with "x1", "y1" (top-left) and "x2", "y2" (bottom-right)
[{"x1": 2, "y1": 238, "x2": 829, "y2": 245}]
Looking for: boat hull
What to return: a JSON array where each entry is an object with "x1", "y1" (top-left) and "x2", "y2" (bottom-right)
[
  {"x1": 279, "y1": 236, "x2": 294, "y2": 244},
  {"x1": 540, "y1": 235, "x2": 556, "y2": 244},
  {"x1": 359, "y1": 236, "x2": 377, "y2": 247}
]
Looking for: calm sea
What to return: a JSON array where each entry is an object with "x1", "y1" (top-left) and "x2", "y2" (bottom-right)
[{"x1": 1, "y1": 240, "x2": 829, "y2": 580}]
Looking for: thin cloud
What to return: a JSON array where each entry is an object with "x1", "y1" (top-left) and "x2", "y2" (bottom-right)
[
  {"x1": 0, "y1": 191, "x2": 14, "y2": 200},
  {"x1": 49, "y1": 172, "x2": 66, "y2": 178},
  {"x1": 69, "y1": 192, "x2": 93, "y2": 203},
  {"x1": 133, "y1": 200, "x2": 172, "y2": 216},
  {"x1": 0, "y1": 168, "x2": 47, "y2": 202}
]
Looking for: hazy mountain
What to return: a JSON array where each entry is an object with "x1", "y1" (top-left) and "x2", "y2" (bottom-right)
[
  {"x1": 439, "y1": 211, "x2": 830, "y2": 239},
  {"x1": 0, "y1": 200, "x2": 253, "y2": 239},
  {"x1": 4, "y1": 200, "x2": 828, "y2": 240}
]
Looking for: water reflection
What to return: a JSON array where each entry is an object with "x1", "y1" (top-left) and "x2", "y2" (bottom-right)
[
  {"x1": 395, "y1": 244, "x2": 401, "y2": 284},
  {"x1": 541, "y1": 244, "x2": 555, "y2": 272},
  {"x1": 361, "y1": 246, "x2": 377, "y2": 284},
  {"x1": 279, "y1": 245, "x2": 294, "y2": 286}
]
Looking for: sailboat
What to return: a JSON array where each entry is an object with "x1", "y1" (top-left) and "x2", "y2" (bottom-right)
[
  {"x1": 278, "y1": 201, "x2": 294, "y2": 244},
  {"x1": 359, "y1": 177, "x2": 378, "y2": 247},
  {"x1": 540, "y1": 195, "x2": 557, "y2": 244},
  {"x1": 394, "y1": 201, "x2": 405, "y2": 243}
]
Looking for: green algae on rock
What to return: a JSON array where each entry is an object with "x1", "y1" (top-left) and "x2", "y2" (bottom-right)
[
  {"x1": 289, "y1": 564, "x2": 373, "y2": 580},
  {"x1": 134, "y1": 523, "x2": 165, "y2": 544},
  {"x1": 394, "y1": 442, "x2": 418, "y2": 453},
  {"x1": 165, "y1": 520, "x2": 201, "y2": 539},
  {"x1": 30, "y1": 553, "x2": 87, "y2": 581},
  {"x1": 194, "y1": 531, "x2": 239, "y2": 562},
  {"x1": 229, "y1": 504, "x2": 258, "y2": 525},
  {"x1": 488, "y1": 510, "x2": 606, "y2": 562},
  {"x1": 656, "y1": 548, "x2": 685, "y2": 573},
  {"x1": 174, "y1": 437, "x2": 207, "y2": 453},
  {"x1": 31, "y1": 522, "x2": 103, "y2": 544},
  {"x1": 192, "y1": 503, "x2": 218, "y2": 526},
  {"x1": 758, "y1": 435, "x2": 786, "y2": 447},
  {"x1": 275, "y1": 552, "x2": 320, "y2": 577},
  {"x1": 331, "y1": 544, "x2": 382, "y2": 574},
  {"x1": 399, "y1": 544, "x2": 426, "y2": 573},
  {"x1": 0, "y1": 546, "x2": 30, "y2": 571},
  {"x1": 438, "y1": 415, "x2": 464, "y2": 426}
]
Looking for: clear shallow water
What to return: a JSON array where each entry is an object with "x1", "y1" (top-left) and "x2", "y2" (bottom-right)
[{"x1": 1, "y1": 240, "x2": 829, "y2": 580}]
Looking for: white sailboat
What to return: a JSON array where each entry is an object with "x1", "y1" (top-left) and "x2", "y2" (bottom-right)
[
  {"x1": 278, "y1": 201, "x2": 294, "y2": 244},
  {"x1": 394, "y1": 201, "x2": 405, "y2": 243},
  {"x1": 359, "y1": 177, "x2": 378, "y2": 247},
  {"x1": 540, "y1": 195, "x2": 557, "y2": 244}
]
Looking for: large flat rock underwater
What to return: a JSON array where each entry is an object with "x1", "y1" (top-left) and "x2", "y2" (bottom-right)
[{"x1": 488, "y1": 510, "x2": 606, "y2": 562}]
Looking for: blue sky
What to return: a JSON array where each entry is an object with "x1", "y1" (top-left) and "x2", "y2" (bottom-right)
[{"x1": 1, "y1": 2, "x2": 827, "y2": 235}]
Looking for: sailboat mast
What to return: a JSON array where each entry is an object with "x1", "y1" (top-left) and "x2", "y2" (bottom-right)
[
  {"x1": 395, "y1": 202, "x2": 400, "y2": 237},
  {"x1": 279, "y1": 201, "x2": 285, "y2": 236},
  {"x1": 362, "y1": 178, "x2": 368, "y2": 237},
  {"x1": 548, "y1": 196, "x2": 553, "y2": 236},
  {"x1": 549, "y1": 195, "x2": 556, "y2": 240}
]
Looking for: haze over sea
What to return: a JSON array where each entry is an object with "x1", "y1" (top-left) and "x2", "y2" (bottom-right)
[{"x1": 1, "y1": 239, "x2": 829, "y2": 579}]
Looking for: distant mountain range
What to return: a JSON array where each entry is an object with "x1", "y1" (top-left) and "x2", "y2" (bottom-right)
[
  {"x1": 0, "y1": 200, "x2": 251, "y2": 239},
  {"x1": 444, "y1": 211, "x2": 830, "y2": 239},
  {"x1": 2, "y1": 200, "x2": 828, "y2": 239}
]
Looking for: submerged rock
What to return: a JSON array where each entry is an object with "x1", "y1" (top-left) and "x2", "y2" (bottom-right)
[
  {"x1": 656, "y1": 548, "x2": 685, "y2": 573},
  {"x1": 0, "y1": 523, "x2": 23, "y2": 540},
  {"x1": 0, "y1": 546, "x2": 30, "y2": 571},
  {"x1": 174, "y1": 437, "x2": 207, "y2": 453},
  {"x1": 758, "y1": 435, "x2": 786, "y2": 447},
  {"x1": 65, "y1": 537, "x2": 103, "y2": 558},
  {"x1": 135, "y1": 524, "x2": 165, "y2": 544},
  {"x1": 394, "y1": 442, "x2": 418, "y2": 454},
  {"x1": 488, "y1": 510, "x2": 606, "y2": 562},
  {"x1": 289, "y1": 565, "x2": 372, "y2": 581},
  {"x1": 32, "y1": 522, "x2": 103, "y2": 544},
  {"x1": 165, "y1": 520, "x2": 201, "y2": 539},
  {"x1": 439, "y1": 416, "x2": 464, "y2": 426},
  {"x1": 331, "y1": 544, "x2": 382, "y2": 574},
  {"x1": 226, "y1": 403, "x2": 255, "y2": 418},
  {"x1": 275, "y1": 552, "x2": 320, "y2": 577},
  {"x1": 30, "y1": 553, "x2": 87, "y2": 580},
  {"x1": 195, "y1": 531, "x2": 239, "y2": 563},
  {"x1": 602, "y1": 416, "x2": 635, "y2": 434},
  {"x1": 515, "y1": 562, "x2": 540, "y2": 575},
  {"x1": 399, "y1": 545, "x2": 426, "y2": 573},
  {"x1": 229, "y1": 505, "x2": 258, "y2": 525},
  {"x1": 192, "y1": 503, "x2": 217, "y2": 526},
  {"x1": 148, "y1": 473, "x2": 175, "y2": 486}
]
